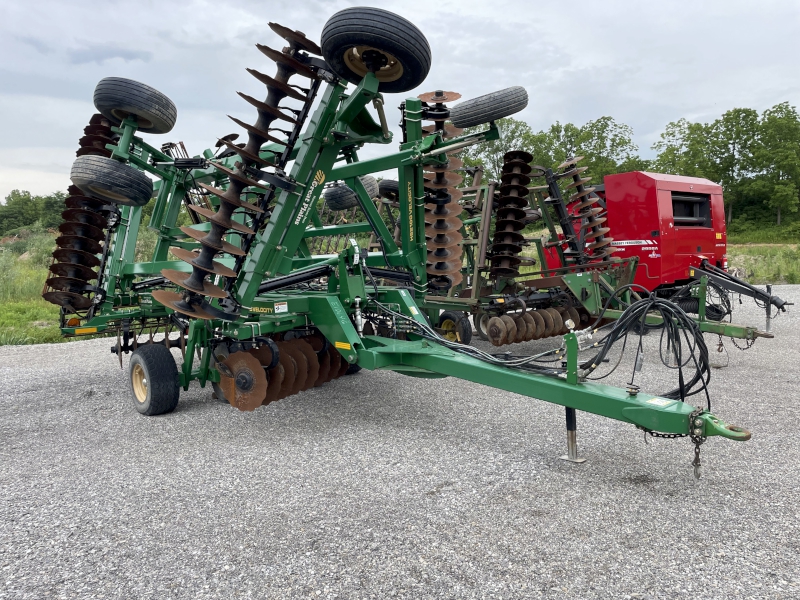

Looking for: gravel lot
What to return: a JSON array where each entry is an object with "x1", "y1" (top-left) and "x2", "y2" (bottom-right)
[{"x1": 1, "y1": 285, "x2": 798, "y2": 599}]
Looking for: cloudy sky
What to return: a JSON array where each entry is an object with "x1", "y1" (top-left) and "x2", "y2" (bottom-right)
[{"x1": 1, "y1": 0, "x2": 799, "y2": 200}]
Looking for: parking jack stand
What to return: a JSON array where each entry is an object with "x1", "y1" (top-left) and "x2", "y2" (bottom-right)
[{"x1": 560, "y1": 407, "x2": 586, "y2": 463}]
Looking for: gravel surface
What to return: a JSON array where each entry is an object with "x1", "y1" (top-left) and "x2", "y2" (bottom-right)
[{"x1": 1, "y1": 285, "x2": 798, "y2": 599}]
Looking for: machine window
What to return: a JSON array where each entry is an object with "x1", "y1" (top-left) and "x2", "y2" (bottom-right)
[{"x1": 671, "y1": 192, "x2": 711, "y2": 227}]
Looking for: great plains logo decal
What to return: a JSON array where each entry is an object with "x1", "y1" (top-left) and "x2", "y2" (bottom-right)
[
  {"x1": 294, "y1": 170, "x2": 326, "y2": 225},
  {"x1": 407, "y1": 182, "x2": 414, "y2": 241}
]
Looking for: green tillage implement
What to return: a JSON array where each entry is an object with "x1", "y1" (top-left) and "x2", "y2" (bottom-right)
[{"x1": 51, "y1": 8, "x2": 751, "y2": 476}]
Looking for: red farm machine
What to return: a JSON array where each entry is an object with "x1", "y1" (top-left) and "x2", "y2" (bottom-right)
[{"x1": 41, "y1": 6, "x2": 789, "y2": 477}]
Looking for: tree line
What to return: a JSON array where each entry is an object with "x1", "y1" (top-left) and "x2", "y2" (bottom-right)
[
  {"x1": 460, "y1": 102, "x2": 800, "y2": 225},
  {"x1": 0, "y1": 190, "x2": 66, "y2": 237}
]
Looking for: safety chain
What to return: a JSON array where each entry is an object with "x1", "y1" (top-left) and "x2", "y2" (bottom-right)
[
  {"x1": 688, "y1": 407, "x2": 707, "y2": 479},
  {"x1": 730, "y1": 336, "x2": 756, "y2": 351},
  {"x1": 640, "y1": 407, "x2": 708, "y2": 479}
]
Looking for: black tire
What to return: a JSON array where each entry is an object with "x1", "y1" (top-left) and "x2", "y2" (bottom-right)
[
  {"x1": 473, "y1": 311, "x2": 490, "y2": 341},
  {"x1": 345, "y1": 363, "x2": 362, "y2": 375},
  {"x1": 70, "y1": 155, "x2": 153, "y2": 207},
  {"x1": 360, "y1": 175, "x2": 379, "y2": 199},
  {"x1": 440, "y1": 311, "x2": 473, "y2": 345},
  {"x1": 129, "y1": 344, "x2": 180, "y2": 416},
  {"x1": 449, "y1": 86, "x2": 529, "y2": 129},
  {"x1": 93, "y1": 77, "x2": 177, "y2": 134},
  {"x1": 321, "y1": 7, "x2": 431, "y2": 93},
  {"x1": 378, "y1": 179, "x2": 399, "y2": 201},
  {"x1": 324, "y1": 183, "x2": 359, "y2": 211}
]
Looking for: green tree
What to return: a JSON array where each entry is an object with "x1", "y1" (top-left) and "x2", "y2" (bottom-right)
[
  {"x1": 651, "y1": 118, "x2": 712, "y2": 177},
  {"x1": 749, "y1": 102, "x2": 800, "y2": 225},
  {"x1": 459, "y1": 117, "x2": 535, "y2": 181},
  {"x1": 0, "y1": 190, "x2": 41, "y2": 235},
  {"x1": 36, "y1": 191, "x2": 67, "y2": 230}
]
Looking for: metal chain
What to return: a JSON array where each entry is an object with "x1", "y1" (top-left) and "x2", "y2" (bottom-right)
[
  {"x1": 641, "y1": 406, "x2": 708, "y2": 479},
  {"x1": 730, "y1": 336, "x2": 755, "y2": 351}
]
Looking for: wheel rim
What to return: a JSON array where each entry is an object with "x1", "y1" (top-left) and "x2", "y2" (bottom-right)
[
  {"x1": 131, "y1": 363, "x2": 148, "y2": 403},
  {"x1": 440, "y1": 318, "x2": 458, "y2": 342},
  {"x1": 110, "y1": 109, "x2": 154, "y2": 129},
  {"x1": 342, "y1": 46, "x2": 404, "y2": 83}
]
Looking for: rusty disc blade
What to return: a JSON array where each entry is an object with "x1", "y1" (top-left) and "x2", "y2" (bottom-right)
[
  {"x1": 220, "y1": 351, "x2": 268, "y2": 411},
  {"x1": 196, "y1": 183, "x2": 265, "y2": 213},
  {"x1": 256, "y1": 44, "x2": 318, "y2": 79},
  {"x1": 49, "y1": 261, "x2": 97, "y2": 281},
  {"x1": 501, "y1": 159, "x2": 533, "y2": 176},
  {"x1": 424, "y1": 215, "x2": 463, "y2": 234},
  {"x1": 570, "y1": 188, "x2": 598, "y2": 205},
  {"x1": 326, "y1": 345, "x2": 341, "y2": 383},
  {"x1": 564, "y1": 177, "x2": 592, "y2": 191},
  {"x1": 187, "y1": 204, "x2": 256, "y2": 235},
  {"x1": 337, "y1": 353, "x2": 350, "y2": 378},
  {"x1": 557, "y1": 156, "x2": 584, "y2": 170},
  {"x1": 52, "y1": 248, "x2": 101, "y2": 269},
  {"x1": 558, "y1": 166, "x2": 589, "y2": 179},
  {"x1": 504, "y1": 150, "x2": 533, "y2": 163},
  {"x1": 315, "y1": 349, "x2": 331, "y2": 386},
  {"x1": 268, "y1": 22, "x2": 322, "y2": 55},
  {"x1": 426, "y1": 259, "x2": 462, "y2": 277},
  {"x1": 237, "y1": 91, "x2": 298, "y2": 124},
  {"x1": 45, "y1": 276, "x2": 91, "y2": 293},
  {"x1": 216, "y1": 138, "x2": 276, "y2": 168},
  {"x1": 64, "y1": 195, "x2": 111, "y2": 213},
  {"x1": 417, "y1": 90, "x2": 462, "y2": 103},
  {"x1": 584, "y1": 227, "x2": 611, "y2": 241},
  {"x1": 247, "y1": 68, "x2": 307, "y2": 101},
  {"x1": 179, "y1": 226, "x2": 247, "y2": 256},
  {"x1": 227, "y1": 115, "x2": 288, "y2": 148},
  {"x1": 499, "y1": 315, "x2": 517, "y2": 344},
  {"x1": 543, "y1": 308, "x2": 563, "y2": 336},
  {"x1": 264, "y1": 363, "x2": 285, "y2": 405},
  {"x1": 59, "y1": 221, "x2": 104, "y2": 240},
  {"x1": 61, "y1": 208, "x2": 107, "y2": 229},
  {"x1": 537, "y1": 308, "x2": 554, "y2": 337},
  {"x1": 151, "y1": 290, "x2": 216, "y2": 320},
  {"x1": 55, "y1": 235, "x2": 103, "y2": 255},
  {"x1": 425, "y1": 229, "x2": 463, "y2": 249},
  {"x1": 427, "y1": 245, "x2": 463, "y2": 262},
  {"x1": 498, "y1": 183, "x2": 530, "y2": 198},
  {"x1": 423, "y1": 171, "x2": 464, "y2": 189},
  {"x1": 424, "y1": 203, "x2": 463, "y2": 219},
  {"x1": 169, "y1": 247, "x2": 237, "y2": 278},
  {"x1": 587, "y1": 237, "x2": 613, "y2": 251},
  {"x1": 42, "y1": 290, "x2": 92, "y2": 310},
  {"x1": 500, "y1": 172, "x2": 532, "y2": 187},
  {"x1": 76, "y1": 146, "x2": 113, "y2": 158},
  {"x1": 487, "y1": 316, "x2": 507, "y2": 346},
  {"x1": 211, "y1": 158, "x2": 272, "y2": 188},
  {"x1": 275, "y1": 349, "x2": 297, "y2": 400},
  {"x1": 521, "y1": 312, "x2": 536, "y2": 341},
  {"x1": 290, "y1": 339, "x2": 319, "y2": 391},
  {"x1": 279, "y1": 341, "x2": 308, "y2": 395},
  {"x1": 161, "y1": 269, "x2": 228, "y2": 299},
  {"x1": 529, "y1": 310, "x2": 545, "y2": 339}
]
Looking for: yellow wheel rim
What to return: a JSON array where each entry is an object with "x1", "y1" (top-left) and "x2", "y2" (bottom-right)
[
  {"x1": 131, "y1": 363, "x2": 148, "y2": 403},
  {"x1": 440, "y1": 318, "x2": 460, "y2": 342},
  {"x1": 342, "y1": 46, "x2": 404, "y2": 83}
]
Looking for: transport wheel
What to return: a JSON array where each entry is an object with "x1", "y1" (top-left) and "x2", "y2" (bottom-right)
[
  {"x1": 378, "y1": 179, "x2": 399, "y2": 201},
  {"x1": 323, "y1": 183, "x2": 358, "y2": 211},
  {"x1": 439, "y1": 310, "x2": 472, "y2": 344},
  {"x1": 129, "y1": 344, "x2": 180, "y2": 416},
  {"x1": 93, "y1": 77, "x2": 177, "y2": 134},
  {"x1": 449, "y1": 86, "x2": 529, "y2": 129},
  {"x1": 321, "y1": 7, "x2": 431, "y2": 93},
  {"x1": 70, "y1": 155, "x2": 153, "y2": 207},
  {"x1": 360, "y1": 175, "x2": 379, "y2": 199},
  {"x1": 473, "y1": 311, "x2": 490, "y2": 341}
]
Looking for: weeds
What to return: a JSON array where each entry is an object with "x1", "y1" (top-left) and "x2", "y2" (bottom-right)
[{"x1": 727, "y1": 245, "x2": 800, "y2": 284}]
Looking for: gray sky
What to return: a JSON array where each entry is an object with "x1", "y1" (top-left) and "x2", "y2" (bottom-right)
[{"x1": 1, "y1": 0, "x2": 799, "y2": 200}]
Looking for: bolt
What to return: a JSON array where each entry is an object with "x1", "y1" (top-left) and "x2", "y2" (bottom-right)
[
  {"x1": 694, "y1": 418, "x2": 703, "y2": 427},
  {"x1": 348, "y1": 355, "x2": 354, "y2": 361},
  {"x1": 693, "y1": 428, "x2": 703, "y2": 436}
]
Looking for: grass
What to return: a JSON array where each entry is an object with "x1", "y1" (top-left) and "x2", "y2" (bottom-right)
[{"x1": 727, "y1": 244, "x2": 800, "y2": 284}]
